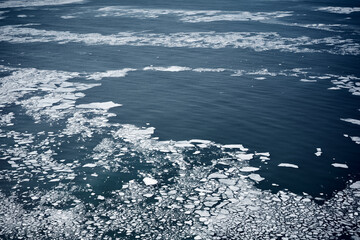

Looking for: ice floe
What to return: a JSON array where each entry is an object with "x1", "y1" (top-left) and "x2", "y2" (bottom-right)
[
  {"x1": 350, "y1": 136, "x2": 360, "y2": 144},
  {"x1": 143, "y1": 177, "x2": 158, "y2": 185},
  {"x1": 278, "y1": 163, "x2": 299, "y2": 168},
  {"x1": 332, "y1": 163, "x2": 349, "y2": 169},
  {"x1": 315, "y1": 148, "x2": 322, "y2": 157},
  {"x1": 248, "y1": 173, "x2": 264, "y2": 182},
  {"x1": 239, "y1": 167, "x2": 260, "y2": 172},
  {"x1": 341, "y1": 118, "x2": 360, "y2": 126},
  {"x1": 143, "y1": 66, "x2": 192, "y2": 72},
  {"x1": 77, "y1": 101, "x2": 122, "y2": 110}
]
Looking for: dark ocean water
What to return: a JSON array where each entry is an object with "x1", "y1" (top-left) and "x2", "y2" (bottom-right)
[{"x1": 0, "y1": 0, "x2": 360, "y2": 239}]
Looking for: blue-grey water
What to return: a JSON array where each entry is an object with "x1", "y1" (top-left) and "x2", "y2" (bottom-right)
[{"x1": 0, "y1": 0, "x2": 360, "y2": 239}]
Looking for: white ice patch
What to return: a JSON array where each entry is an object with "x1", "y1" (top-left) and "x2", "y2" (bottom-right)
[
  {"x1": 143, "y1": 66, "x2": 192, "y2": 72},
  {"x1": 300, "y1": 79, "x2": 317, "y2": 83},
  {"x1": 83, "y1": 163, "x2": 96, "y2": 168},
  {"x1": 77, "y1": 101, "x2": 122, "y2": 110},
  {"x1": 207, "y1": 173, "x2": 228, "y2": 180},
  {"x1": 0, "y1": 0, "x2": 85, "y2": 8},
  {"x1": 61, "y1": 15, "x2": 76, "y2": 19},
  {"x1": 329, "y1": 75, "x2": 360, "y2": 96},
  {"x1": 248, "y1": 173, "x2": 264, "y2": 182},
  {"x1": 341, "y1": 118, "x2": 360, "y2": 126},
  {"x1": 143, "y1": 177, "x2": 158, "y2": 186},
  {"x1": 239, "y1": 167, "x2": 259, "y2": 172},
  {"x1": 315, "y1": 148, "x2": 322, "y2": 157},
  {"x1": 350, "y1": 136, "x2": 360, "y2": 144},
  {"x1": 332, "y1": 163, "x2": 349, "y2": 169},
  {"x1": 0, "y1": 112, "x2": 14, "y2": 126},
  {"x1": 0, "y1": 25, "x2": 359, "y2": 55},
  {"x1": 236, "y1": 153, "x2": 254, "y2": 161},
  {"x1": 278, "y1": 163, "x2": 299, "y2": 169},
  {"x1": 223, "y1": 144, "x2": 248, "y2": 151},
  {"x1": 316, "y1": 7, "x2": 360, "y2": 14},
  {"x1": 87, "y1": 68, "x2": 136, "y2": 80},
  {"x1": 96, "y1": 7, "x2": 292, "y2": 23},
  {"x1": 279, "y1": 22, "x2": 349, "y2": 33},
  {"x1": 350, "y1": 181, "x2": 360, "y2": 189},
  {"x1": 192, "y1": 68, "x2": 227, "y2": 73}
]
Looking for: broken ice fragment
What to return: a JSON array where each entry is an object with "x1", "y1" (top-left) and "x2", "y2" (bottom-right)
[
  {"x1": 331, "y1": 163, "x2": 348, "y2": 168},
  {"x1": 143, "y1": 177, "x2": 158, "y2": 186},
  {"x1": 278, "y1": 163, "x2": 299, "y2": 168},
  {"x1": 248, "y1": 173, "x2": 264, "y2": 182}
]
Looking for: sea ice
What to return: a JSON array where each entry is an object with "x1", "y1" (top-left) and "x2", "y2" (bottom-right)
[
  {"x1": 83, "y1": 163, "x2": 96, "y2": 168},
  {"x1": 77, "y1": 101, "x2": 122, "y2": 110},
  {"x1": 143, "y1": 177, "x2": 158, "y2": 186},
  {"x1": 208, "y1": 173, "x2": 228, "y2": 179},
  {"x1": 143, "y1": 66, "x2": 191, "y2": 72},
  {"x1": 248, "y1": 173, "x2": 264, "y2": 182},
  {"x1": 278, "y1": 163, "x2": 299, "y2": 168},
  {"x1": 239, "y1": 167, "x2": 260, "y2": 172},
  {"x1": 331, "y1": 163, "x2": 348, "y2": 168},
  {"x1": 236, "y1": 153, "x2": 254, "y2": 160},
  {"x1": 317, "y1": 7, "x2": 360, "y2": 14},
  {"x1": 0, "y1": 0, "x2": 85, "y2": 8},
  {"x1": 300, "y1": 79, "x2": 317, "y2": 82},
  {"x1": 315, "y1": 148, "x2": 322, "y2": 157},
  {"x1": 349, "y1": 136, "x2": 360, "y2": 144},
  {"x1": 350, "y1": 181, "x2": 360, "y2": 189},
  {"x1": 223, "y1": 144, "x2": 248, "y2": 151},
  {"x1": 341, "y1": 118, "x2": 360, "y2": 126}
]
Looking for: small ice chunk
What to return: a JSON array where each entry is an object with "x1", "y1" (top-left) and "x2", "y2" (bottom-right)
[
  {"x1": 195, "y1": 210, "x2": 210, "y2": 217},
  {"x1": 223, "y1": 144, "x2": 248, "y2": 151},
  {"x1": 143, "y1": 66, "x2": 191, "y2": 72},
  {"x1": 300, "y1": 79, "x2": 317, "y2": 83},
  {"x1": 315, "y1": 148, "x2": 322, "y2": 157},
  {"x1": 239, "y1": 167, "x2": 259, "y2": 172},
  {"x1": 143, "y1": 177, "x2": 158, "y2": 186},
  {"x1": 341, "y1": 118, "x2": 360, "y2": 126},
  {"x1": 350, "y1": 136, "x2": 360, "y2": 144},
  {"x1": 278, "y1": 163, "x2": 299, "y2": 168},
  {"x1": 350, "y1": 181, "x2": 360, "y2": 189},
  {"x1": 97, "y1": 195, "x2": 105, "y2": 200},
  {"x1": 248, "y1": 173, "x2": 264, "y2": 182},
  {"x1": 332, "y1": 163, "x2": 348, "y2": 168},
  {"x1": 174, "y1": 141, "x2": 195, "y2": 148},
  {"x1": 208, "y1": 173, "x2": 228, "y2": 179},
  {"x1": 83, "y1": 163, "x2": 96, "y2": 168},
  {"x1": 237, "y1": 153, "x2": 254, "y2": 161},
  {"x1": 255, "y1": 152, "x2": 270, "y2": 157},
  {"x1": 189, "y1": 139, "x2": 211, "y2": 144},
  {"x1": 184, "y1": 204, "x2": 195, "y2": 209},
  {"x1": 77, "y1": 101, "x2": 122, "y2": 110}
]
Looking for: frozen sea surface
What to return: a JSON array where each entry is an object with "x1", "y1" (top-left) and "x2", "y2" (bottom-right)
[{"x1": 0, "y1": 0, "x2": 360, "y2": 239}]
